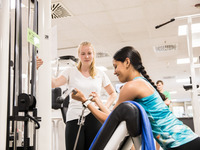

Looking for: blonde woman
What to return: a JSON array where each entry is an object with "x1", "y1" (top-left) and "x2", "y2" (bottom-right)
[{"x1": 52, "y1": 41, "x2": 117, "y2": 150}]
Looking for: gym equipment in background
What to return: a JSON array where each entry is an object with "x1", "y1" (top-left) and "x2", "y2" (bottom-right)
[
  {"x1": 52, "y1": 87, "x2": 74, "y2": 123},
  {"x1": 51, "y1": 55, "x2": 78, "y2": 123},
  {"x1": 6, "y1": 0, "x2": 41, "y2": 149},
  {"x1": 155, "y1": 13, "x2": 200, "y2": 135}
]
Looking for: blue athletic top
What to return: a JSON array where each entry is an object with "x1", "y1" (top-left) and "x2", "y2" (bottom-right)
[{"x1": 133, "y1": 77, "x2": 198, "y2": 150}]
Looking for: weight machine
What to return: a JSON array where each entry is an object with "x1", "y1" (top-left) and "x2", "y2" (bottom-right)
[
  {"x1": 155, "y1": 13, "x2": 200, "y2": 135},
  {"x1": 6, "y1": 0, "x2": 41, "y2": 149}
]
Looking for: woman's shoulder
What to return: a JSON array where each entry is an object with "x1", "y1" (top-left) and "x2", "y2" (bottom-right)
[
  {"x1": 65, "y1": 66, "x2": 77, "y2": 71},
  {"x1": 95, "y1": 67, "x2": 102, "y2": 73},
  {"x1": 126, "y1": 78, "x2": 145, "y2": 85},
  {"x1": 123, "y1": 78, "x2": 154, "y2": 99},
  {"x1": 123, "y1": 80, "x2": 140, "y2": 90},
  {"x1": 124, "y1": 79, "x2": 148, "y2": 92},
  {"x1": 119, "y1": 80, "x2": 142, "y2": 101},
  {"x1": 61, "y1": 66, "x2": 77, "y2": 75},
  {"x1": 95, "y1": 67, "x2": 107, "y2": 76}
]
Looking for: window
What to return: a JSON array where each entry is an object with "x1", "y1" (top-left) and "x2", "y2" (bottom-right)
[{"x1": 173, "y1": 106, "x2": 184, "y2": 117}]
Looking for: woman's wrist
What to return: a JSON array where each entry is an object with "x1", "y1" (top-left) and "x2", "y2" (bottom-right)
[
  {"x1": 82, "y1": 98, "x2": 87, "y2": 103},
  {"x1": 94, "y1": 98, "x2": 102, "y2": 108},
  {"x1": 83, "y1": 100, "x2": 92, "y2": 107}
]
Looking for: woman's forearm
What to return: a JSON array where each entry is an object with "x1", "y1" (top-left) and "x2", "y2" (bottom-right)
[
  {"x1": 95, "y1": 99, "x2": 110, "y2": 114},
  {"x1": 52, "y1": 78, "x2": 56, "y2": 88},
  {"x1": 87, "y1": 103, "x2": 109, "y2": 124},
  {"x1": 71, "y1": 89, "x2": 111, "y2": 123},
  {"x1": 51, "y1": 75, "x2": 67, "y2": 88},
  {"x1": 105, "y1": 92, "x2": 117, "y2": 108}
]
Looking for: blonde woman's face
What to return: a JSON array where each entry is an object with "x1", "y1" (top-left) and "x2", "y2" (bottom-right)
[{"x1": 79, "y1": 45, "x2": 94, "y2": 65}]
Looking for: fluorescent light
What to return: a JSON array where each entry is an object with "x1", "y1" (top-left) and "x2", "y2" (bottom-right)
[
  {"x1": 171, "y1": 98, "x2": 191, "y2": 102},
  {"x1": 176, "y1": 78, "x2": 190, "y2": 83},
  {"x1": 192, "y1": 23, "x2": 200, "y2": 34},
  {"x1": 171, "y1": 99, "x2": 177, "y2": 102},
  {"x1": 177, "y1": 57, "x2": 198, "y2": 64},
  {"x1": 178, "y1": 25, "x2": 186, "y2": 36},
  {"x1": 192, "y1": 34, "x2": 200, "y2": 47},
  {"x1": 178, "y1": 23, "x2": 200, "y2": 36},
  {"x1": 178, "y1": 23, "x2": 200, "y2": 47},
  {"x1": 96, "y1": 66, "x2": 107, "y2": 72},
  {"x1": 169, "y1": 91, "x2": 177, "y2": 94},
  {"x1": 11, "y1": 0, "x2": 25, "y2": 9}
]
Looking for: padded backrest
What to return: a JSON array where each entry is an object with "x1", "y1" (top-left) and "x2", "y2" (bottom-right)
[
  {"x1": 89, "y1": 102, "x2": 141, "y2": 150},
  {"x1": 52, "y1": 87, "x2": 62, "y2": 109}
]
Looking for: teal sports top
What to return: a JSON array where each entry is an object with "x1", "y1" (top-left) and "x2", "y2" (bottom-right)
[{"x1": 133, "y1": 77, "x2": 198, "y2": 150}]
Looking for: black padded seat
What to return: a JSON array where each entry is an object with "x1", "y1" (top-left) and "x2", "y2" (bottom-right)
[{"x1": 90, "y1": 102, "x2": 141, "y2": 150}]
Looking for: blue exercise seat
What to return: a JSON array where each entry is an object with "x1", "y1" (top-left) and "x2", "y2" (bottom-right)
[{"x1": 89, "y1": 101, "x2": 155, "y2": 150}]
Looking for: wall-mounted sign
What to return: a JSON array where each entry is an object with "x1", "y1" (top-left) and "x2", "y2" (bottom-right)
[{"x1": 27, "y1": 28, "x2": 40, "y2": 48}]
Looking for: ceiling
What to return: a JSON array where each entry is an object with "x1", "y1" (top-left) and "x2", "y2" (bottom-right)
[
  {"x1": 11, "y1": 0, "x2": 200, "y2": 102},
  {"x1": 50, "y1": 0, "x2": 200, "y2": 102}
]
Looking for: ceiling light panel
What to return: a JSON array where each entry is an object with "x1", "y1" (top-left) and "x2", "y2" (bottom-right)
[
  {"x1": 177, "y1": 57, "x2": 198, "y2": 64},
  {"x1": 178, "y1": 23, "x2": 200, "y2": 36}
]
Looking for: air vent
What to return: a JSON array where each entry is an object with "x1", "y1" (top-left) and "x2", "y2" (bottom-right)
[
  {"x1": 96, "y1": 52, "x2": 110, "y2": 58},
  {"x1": 154, "y1": 44, "x2": 177, "y2": 53},
  {"x1": 51, "y1": 2, "x2": 71, "y2": 19},
  {"x1": 163, "y1": 76, "x2": 176, "y2": 79}
]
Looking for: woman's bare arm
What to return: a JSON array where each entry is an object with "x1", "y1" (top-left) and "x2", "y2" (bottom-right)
[
  {"x1": 87, "y1": 103, "x2": 109, "y2": 124},
  {"x1": 72, "y1": 89, "x2": 109, "y2": 123},
  {"x1": 164, "y1": 99, "x2": 171, "y2": 106},
  {"x1": 52, "y1": 75, "x2": 67, "y2": 88},
  {"x1": 104, "y1": 84, "x2": 117, "y2": 108},
  {"x1": 90, "y1": 92, "x2": 110, "y2": 114}
]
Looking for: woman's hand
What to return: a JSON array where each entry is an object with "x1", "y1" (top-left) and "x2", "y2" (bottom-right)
[
  {"x1": 90, "y1": 92, "x2": 111, "y2": 114},
  {"x1": 36, "y1": 56, "x2": 43, "y2": 69},
  {"x1": 71, "y1": 88, "x2": 87, "y2": 103},
  {"x1": 89, "y1": 92, "x2": 100, "y2": 103},
  {"x1": 164, "y1": 99, "x2": 171, "y2": 106}
]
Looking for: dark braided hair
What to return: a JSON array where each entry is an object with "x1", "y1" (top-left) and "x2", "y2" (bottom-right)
[{"x1": 113, "y1": 46, "x2": 166, "y2": 101}]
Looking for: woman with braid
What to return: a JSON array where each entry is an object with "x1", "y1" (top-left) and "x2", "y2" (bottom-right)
[{"x1": 72, "y1": 46, "x2": 200, "y2": 150}]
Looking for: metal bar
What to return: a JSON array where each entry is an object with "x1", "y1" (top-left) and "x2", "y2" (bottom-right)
[
  {"x1": 18, "y1": 0, "x2": 22, "y2": 94},
  {"x1": 186, "y1": 17, "x2": 200, "y2": 135},
  {"x1": 6, "y1": 0, "x2": 12, "y2": 149},
  {"x1": 24, "y1": 113, "x2": 29, "y2": 149},
  {"x1": 27, "y1": 0, "x2": 31, "y2": 94},
  {"x1": 31, "y1": 0, "x2": 38, "y2": 102},
  {"x1": 31, "y1": 1, "x2": 39, "y2": 149},
  {"x1": 13, "y1": 0, "x2": 22, "y2": 106},
  {"x1": 13, "y1": 0, "x2": 22, "y2": 149},
  {"x1": 175, "y1": 13, "x2": 200, "y2": 20},
  {"x1": 13, "y1": 0, "x2": 23, "y2": 149},
  {"x1": 155, "y1": 14, "x2": 200, "y2": 29},
  {"x1": 37, "y1": 0, "x2": 52, "y2": 148}
]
